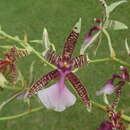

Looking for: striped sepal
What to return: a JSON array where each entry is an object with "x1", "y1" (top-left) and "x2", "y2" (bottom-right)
[
  {"x1": 27, "y1": 69, "x2": 59, "y2": 98},
  {"x1": 62, "y1": 19, "x2": 81, "y2": 60},
  {"x1": 9, "y1": 63, "x2": 17, "y2": 83},
  {"x1": 44, "y1": 49, "x2": 58, "y2": 66},
  {"x1": 111, "y1": 81, "x2": 125, "y2": 110},
  {"x1": 71, "y1": 55, "x2": 87, "y2": 69},
  {"x1": 11, "y1": 47, "x2": 29, "y2": 60},
  {"x1": 15, "y1": 49, "x2": 29, "y2": 59},
  {"x1": 5, "y1": 46, "x2": 29, "y2": 61},
  {"x1": 67, "y1": 72, "x2": 91, "y2": 109}
]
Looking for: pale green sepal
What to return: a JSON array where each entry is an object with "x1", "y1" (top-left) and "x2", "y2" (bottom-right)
[
  {"x1": 105, "y1": 20, "x2": 128, "y2": 30},
  {"x1": 73, "y1": 18, "x2": 81, "y2": 33},
  {"x1": 107, "y1": 0, "x2": 127, "y2": 14}
]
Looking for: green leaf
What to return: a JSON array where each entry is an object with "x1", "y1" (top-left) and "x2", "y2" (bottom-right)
[
  {"x1": 107, "y1": 0, "x2": 127, "y2": 14},
  {"x1": 104, "y1": 20, "x2": 128, "y2": 30}
]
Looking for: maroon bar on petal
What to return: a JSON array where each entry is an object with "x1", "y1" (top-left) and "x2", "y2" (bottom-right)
[
  {"x1": 9, "y1": 63, "x2": 17, "y2": 83},
  {"x1": 62, "y1": 19, "x2": 81, "y2": 60},
  {"x1": 44, "y1": 49, "x2": 59, "y2": 66},
  {"x1": 27, "y1": 69, "x2": 59, "y2": 98},
  {"x1": 5, "y1": 46, "x2": 29, "y2": 61},
  {"x1": 71, "y1": 55, "x2": 88, "y2": 69},
  {"x1": 111, "y1": 81, "x2": 125, "y2": 110},
  {"x1": 15, "y1": 49, "x2": 29, "y2": 60},
  {"x1": 67, "y1": 72, "x2": 91, "y2": 108},
  {"x1": 62, "y1": 31, "x2": 79, "y2": 60}
]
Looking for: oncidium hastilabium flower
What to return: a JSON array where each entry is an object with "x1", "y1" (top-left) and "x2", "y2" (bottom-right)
[
  {"x1": 26, "y1": 19, "x2": 91, "y2": 112},
  {"x1": 0, "y1": 46, "x2": 29, "y2": 83}
]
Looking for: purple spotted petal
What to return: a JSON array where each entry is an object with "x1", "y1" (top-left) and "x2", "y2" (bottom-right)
[
  {"x1": 26, "y1": 70, "x2": 59, "y2": 98},
  {"x1": 67, "y1": 72, "x2": 91, "y2": 110}
]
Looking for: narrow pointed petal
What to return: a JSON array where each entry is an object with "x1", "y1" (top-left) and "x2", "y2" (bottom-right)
[
  {"x1": 111, "y1": 81, "x2": 125, "y2": 109},
  {"x1": 42, "y1": 27, "x2": 51, "y2": 49},
  {"x1": 44, "y1": 49, "x2": 59, "y2": 66},
  {"x1": 67, "y1": 72, "x2": 91, "y2": 110},
  {"x1": 26, "y1": 70, "x2": 59, "y2": 98},
  {"x1": 71, "y1": 55, "x2": 88, "y2": 69},
  {"x1": 62, "y1": 18, "x2": 81, "y2": 60},
  {"x1": 37, "y1": 82, "x2": 76, "y2": 112}
]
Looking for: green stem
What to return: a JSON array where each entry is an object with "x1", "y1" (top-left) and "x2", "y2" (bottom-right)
[
  {"x1": 0, "y1": 91, "x2": 23, "y2": 111},
  {"x1": 90, "y1": 57, "x2": 130, "y2": 68},
  {"x1": 0, "y1": 106, "x2": 43, "y2": 120},
  {"x1": 0, "y1": 101, "x2": 130, "y2": 122},
  {"x1": 89, "y1": 57, "x2": 112, "y2": 64},
  {"x1": 92, "y1": 101, "x2": 130, "y2": 122},
  {"x1": 102, "y1": 29, "x2": 115, "y2": 57},
  {"x1": 2, "y1": 85, "x2": 25, "y2": 91},
  {"x1": 112, "y1": 57, "x2": 130, "y2": 68}
]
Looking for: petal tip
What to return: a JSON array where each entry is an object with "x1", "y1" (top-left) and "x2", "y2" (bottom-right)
[{"x1": 73, "y1": 18, "x2": 81, "y2": 33}]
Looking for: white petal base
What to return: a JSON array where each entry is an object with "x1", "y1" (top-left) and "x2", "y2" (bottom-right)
[{"x1": 37, "y1": 83, "x2": 76, "y2": 112}]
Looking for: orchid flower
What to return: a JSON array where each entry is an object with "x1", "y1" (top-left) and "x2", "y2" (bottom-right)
[
  {"x1": 98, "y1": 75, "x2": 127, "y2": 130},
  {"x1": 26, "y1": 19, "x2": 91, "y2": 112}
]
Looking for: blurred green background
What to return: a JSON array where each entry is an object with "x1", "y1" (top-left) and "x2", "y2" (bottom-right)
[{"x1": 0, "y1": 0, "x2": 130, "y2": 129}]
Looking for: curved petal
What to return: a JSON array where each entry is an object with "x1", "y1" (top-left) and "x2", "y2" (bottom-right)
[
  {"x1": 67, "y1": 72, "x2": 91, "y2": 111},
  {"x1": 44, "y1": 49, "x2": 59, "y2": 66},
  {"x1": 26, "y1": 70, "x2": 59, "y2": 98},
  {"x1": 71, "y1": 55, "x2": 87, "y2": 69},
  {"x1": 37, "y1": 82, "x2": 76, "y2": 112}
]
